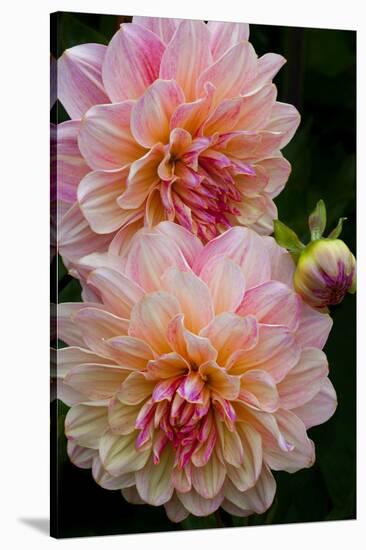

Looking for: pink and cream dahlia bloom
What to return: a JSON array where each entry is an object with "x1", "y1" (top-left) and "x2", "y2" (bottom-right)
[
  {"x1": 57, "y1": 16, "x2": 300, "y2": 271},
  {"x1": 58, "y1": 222, "x2": 336, "y2": 521}
]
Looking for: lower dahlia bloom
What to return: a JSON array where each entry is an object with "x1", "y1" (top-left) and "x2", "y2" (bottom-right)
[
  {"x1": 58, "y1": 222, "x2": 336, "y2": 521},
  {"x1": 57, "y1": 16, "x2": 300, "y2": 271}
]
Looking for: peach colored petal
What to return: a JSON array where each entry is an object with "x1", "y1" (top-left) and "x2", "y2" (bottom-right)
[
  {"x1": 58, "y1": 43, "x2": 109, "y2": 119},
  {"x1": 100, "y1": 430, "x2": 150, "y2": 476},
  {"x1": 145, "y1": 188, "x2": 167, "y2": 227},
  {"x1": 258, "y1": 156, "x2": 291, "y2": 198},
  {"x1": 124, "y1": 232, "x2": 190, "y2": 292},
  {"x1": 78, "y1": 100, "x2": 145, "y2": 170},
  {"x1": 291, "y1": 378, "x2": 337, "y2": 429},
  {"x1": 146, "y1": 352, "x2": 190, "y2": 380},
  {"x1": 200, "y1": 256, "x2": 246, "y2": 314},
  {"x1": 56, "y1": 120, "x2": 89, "y2": 204},
  {"x1": 108, "y1": 397, "x2": 141, "y2": 434},
  {"x1": 245, "y1": 52, "x2": 286, "y2": 95},
  {"x1": 200, "y1": 361, "x2": 240, "y2": 400},
  {"x1": 162, "y1": 267, "x2": 214, "y2": 333},
  {"x1": 263, "y1": 235, "x2": 296, "y2": 287},
  {"x1": 64, "y1": 363, "x2": 128, "y2": 400},
  {"x1": 129, "y1": 292, "x2": 181, "y2": 354},
  {"x1": 65, "y1": 402, "x2": 108, "y2": 449},
  {"x1": 191, "y1": 451, "x2": 226, "y2": 499},
  {"x1": 265, "y1": 102, "x2": 301, "y2": 148},
  {"x1": 67, "y1": 441, "x2": 97, "y2": 469},
  {"x1": 170, "y1": 82, "x2": 215, "y2": 135},
  {"x1": 74, "y1": 307, "x2": 129, "y2": 358},
  {"x1": 135, "y1": 446, "x2": 175, "y2": 505},
  {"x1": 160, "y1": 20, "x2": 212, "y2": 101},
  {"x1": 264, "y1": 409, "x2": 315, "y2": 473},
  {"x1": 194, "y1": 227, "x2": 271, "y2": 289},
  {"x1": 164, "y1": 492, "x2": 190, "y2": 522},
  {"x1": 200, "y1": 312, "x2": 258, "y2": 365},
  {"x1": 224, "y1": 465, "x2": 276, "y2": 515},
  {"x1": 236, "y1": 280, "x2": 301, "y2": 332},
  {"x1": 117, "y1": 372, "x2": 155, "y2": 405},
  {"x1": 197, "y1": 41, "x2": 257, "y2": 107},
  {"x1": 118, "y1": 144, "x2": 164, "y2": 210},
  {"x1": 77, "y1": 167, "x2": 130, "y2": 234},
  {"x1": 296, "y1": 302, "x2": 333, "y2": 350},
  {"x1": 102, "y1": 23, "x2": 165, "y2": 102},
  {"x1": 207, "y1": 21, "x2": 249, "y2": 60},
  {"x1": 57, "y1": 301, "x2": 105, "y2": 347},
  {"x1": 131, "y1": 79, "x2": 185, "y2": 148},
  {"x1": 277, "y1": 348, "x2": 329, "y2": 409},
  {"x1": 239, "y1": 369, "x2": 279, "y2": 413},
  {"x1": 156, "y1": 221, "x2": 204, "y2": 267},
  {"x1": 92, "y1": 455, "x2": 135, "y2": 490},
  {"x1": 87, "y1": 267, "x2": 144, "y2": 318},
  {"x1": 228, "y1": 324, "x2": 300, "y2": 382},
  {"x1": 132, "y1": 16, "x2": 182, "y2": 44},
  {"x1": 177, "y1": 486, "x2": 224, "y2": 516},
  {"x1": 105, "y1": 335, "x2": 154, "y2": 369}
]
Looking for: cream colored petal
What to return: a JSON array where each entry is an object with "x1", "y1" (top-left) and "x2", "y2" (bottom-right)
[
  {"x1": 65, "y1": 402, "x2": 109, "y2": 449},
  {"x1": 100, "y1": 430, "x2": 150, "y2": 477}
]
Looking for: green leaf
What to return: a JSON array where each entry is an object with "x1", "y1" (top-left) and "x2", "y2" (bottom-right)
[
  {"x1": 308, "y1": 199, "x2": 327, "y2": 240},
  {"x1": 273, "y1": 220, "x2": 305, "y2": 261},
  {"x1": 328, "y1": 217, "x2": 347, "y2": 239}
]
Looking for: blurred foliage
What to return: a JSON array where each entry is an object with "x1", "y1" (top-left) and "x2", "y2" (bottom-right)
[{"x1": 53, "y1": 12, "x2": 356, "y2": 538}]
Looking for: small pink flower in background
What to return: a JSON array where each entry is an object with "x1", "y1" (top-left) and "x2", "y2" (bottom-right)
[
  {"x1": 57, "y1": 222, "x2": 336, "y2": 521},
  {"x1": 57, "y1": 16, "x2": 300, "y2": 270}
]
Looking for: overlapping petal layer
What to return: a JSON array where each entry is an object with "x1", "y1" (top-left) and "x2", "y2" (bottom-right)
[
  {"x1": 57, "y1": 16, "x2": 300, "y2": 272},
  {"x1": 58, "y1": 223, "x2": 336, "y2": 521}
]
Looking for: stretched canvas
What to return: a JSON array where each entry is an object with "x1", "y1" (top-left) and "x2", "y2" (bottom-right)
[{"x1": 50, "y1": 11, "x2": 356, "y2": 539}]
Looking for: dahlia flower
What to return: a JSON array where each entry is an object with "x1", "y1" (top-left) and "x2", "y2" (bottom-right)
[
  {"x1": 57, "y1": 222, "x2": 336, "y2": 521},
  {"x1": 294, "y1": 239, "x2": 356, "y2": 308},
  {"x1": 57, "y1": 16, "x2": 300, "y2": 271}
]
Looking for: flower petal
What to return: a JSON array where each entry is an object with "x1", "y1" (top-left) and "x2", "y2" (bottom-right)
[
  {"x1": 64, "y1": 363, "x2": 128, "y2": 400},
  {"x1": 77, "y1": 167, "x2": 131, "y2": 234},
  {"x1": 277, "y1": 347, "x2": 329, "y2": 409},
  {"x1": 239, "y1": 369, "x2": 279, "y2": 413},
  {"x1": 177, "y1": 487, "x2": 224, "y2": 516},
  {"x1": 135, "y1": 445, "x2": 175, "y2": 505},
  {"x1": 236, "y1": 281, "x2": 301, "y2": 332},
  {"x1": 67, "y1": 441, "x2": 97, "y2": 469},
  {"x1": 132, "y1": 16, "x2": 183, "y2": 44},
  {"x1": 162, "y1": 267, "x2": 214, "y2": 333},
  {"x1": 296, "y1": 302, "x2": 333, "y2": 350},
  {"x1": 100, "y1": 430, "x2": 150, "y2": 476},
  {"x1": 224, "y1": 465, "x2": 276, "y2": 515},
  {"x1": 146, "y1": 352, "x2": 189, "y2": 380},
  {"x1": 74, "y1": 307, "x2": 129, "y2": 357},
  {"x1": 58, "y1": 43, "x2": 109, "y2": 119},
  {"x1": 106, "y1": 336, "x2": 154, "y2": 370},
  {"x1": 263, "y1": 235, "x2": 296, "y2": 287},
  {"x1": 292, "y1": 378, "x2": 338, "y2": 429},
  {"x1": 207, "y1": 21, "x2": 249, "y2": 60},
  {"x1": 160, "y1": 20, "x2": 212, "y2": 102},
  {"x1": 192, "y1": 451, "x2": 226, "y2": 499},
  {"x1": 245, "y1": 53, "x2": 286, "y2": 95},
  {"x1": 164, "y1": 492, "x2": 190, "y2": 523},
  {"x1": 265, "y1": 102, "x2": 301, "y2": 148},
  {"x1": 87, "y1": 267, "x2": 144, "y2": 318},
  {"x1": 228, "y1": 324, "x2": 300, "y2": 382},
  {"x1": 200, "y1": 256, "x2": 246, "y2": 314},
  {"x1": 56, "y1": 121, "x2": 89, "y2": 203},
  {"x1": 197, "y1": 41, "x2": 257, "y2": 107},
  {"x1": 170, "y1": 83, "x2": 215, "y2": 135},
  {"x1": 78, "y1": 100, "x2": 145, "y2": 170},
  {"x1": 108, "y1": 397, "x2": 141, "y2": 434},
  {"x1": 200, "y1": 313, "x2": 258, "y2": 366},
  {"x1": 264, "y1": 409, "x2": 315, "y2": 473},
  {"x1": 194, "y1": 227, "x2": 271, "y2": 289},
  {"x1": 156, "y1": 221, "x2": 204, "y2": 267},
  {"x1": 129, "y1": 292, "x2": 181, "y2": 354},
  {"x1": 65, "y1": 402, "x2": 108, "y2": 449},
  {"x1": 102, "y1": 23, "x2": 165, "y2": 102},
  {"x1": 226, "y1": 422, "x2": 262, "y2": 490},
  {"x1": 117, "y1": 371, "x2": 155, "y2": 405},
  {"x1": 92, "y1": 455, "x2": 135, "y2": 490},
  {"x1": 131, "y1": 79, "x2": 185, "y2": 148},
  {"x1": 200, "y1": 361, "x2": 240, "y2": 400},
  {"x1": 124, "y1": 231, "x2": 190, "y2": 292}
]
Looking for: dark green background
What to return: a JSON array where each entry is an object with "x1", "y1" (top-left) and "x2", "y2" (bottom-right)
[{"x1": 51, "y1": 12, "x2": 356, "y2": 538}]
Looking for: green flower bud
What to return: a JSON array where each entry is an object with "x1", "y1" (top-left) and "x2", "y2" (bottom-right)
[{"x1": 294, "y1": 238, "x2": 356, "y2": 308}]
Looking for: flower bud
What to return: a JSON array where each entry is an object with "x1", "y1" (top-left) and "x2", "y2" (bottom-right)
[{"x1": 294, "y1": 239, "x2": 356, "y2": 308}]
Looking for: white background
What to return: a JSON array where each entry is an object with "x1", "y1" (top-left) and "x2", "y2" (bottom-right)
[{"x1": 0, "y1": 0, "x2": 364, "y2": 548}]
